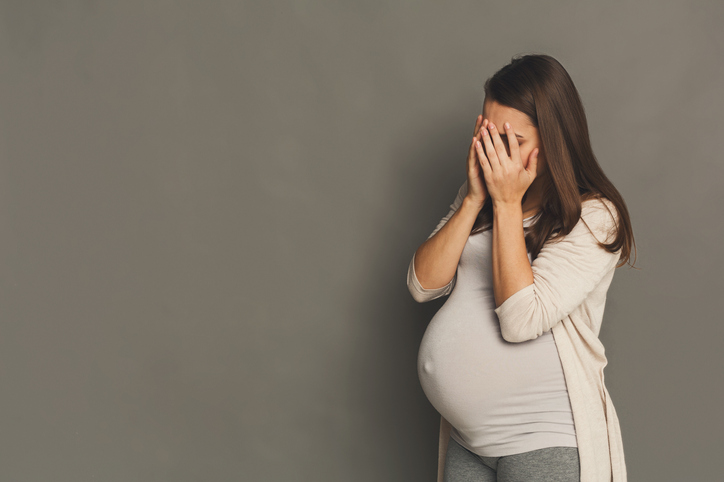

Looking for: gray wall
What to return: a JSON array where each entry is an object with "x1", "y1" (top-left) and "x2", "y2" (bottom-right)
[{"x1": 0, "y1": 1, "x2": 721, "y2": 480}]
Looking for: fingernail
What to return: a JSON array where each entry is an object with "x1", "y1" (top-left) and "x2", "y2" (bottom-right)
[
  {"x1": 504, "y1": 122, "x2": 510, "y2": 129},
  {"x1": 489, "y1": 123, "x2": 495, "y2": 130}
]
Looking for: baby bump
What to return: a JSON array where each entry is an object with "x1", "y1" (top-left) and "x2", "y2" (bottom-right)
[{"x1": 417, "y1": 299, "x2": 566, "y2": 428}]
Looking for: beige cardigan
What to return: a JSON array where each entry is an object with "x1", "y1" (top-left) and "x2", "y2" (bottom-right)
[{"x1": 408, "y1": 181, "x2": 627, "y2": 482}]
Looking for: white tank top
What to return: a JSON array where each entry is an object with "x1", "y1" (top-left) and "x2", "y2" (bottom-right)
[{"x1": 417, "y1": 215, "x2": 577, "y2": 457}]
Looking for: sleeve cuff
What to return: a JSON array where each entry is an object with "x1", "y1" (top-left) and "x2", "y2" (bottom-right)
[
  {"x1": 493, "y1": 283, "x2": 535, "y2": 321},
  {"x1": 408, "y1": 251, "x2": 455, "y2": 300}
]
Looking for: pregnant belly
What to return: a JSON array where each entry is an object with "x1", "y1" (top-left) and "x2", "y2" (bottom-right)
[{"x1": 417, "y1": 297, "x2": 563, "y2": 430}]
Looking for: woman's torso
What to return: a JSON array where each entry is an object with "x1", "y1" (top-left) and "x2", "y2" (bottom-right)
[{"x1": 417, "y1": 217, "x2": 577, "y2": 457}]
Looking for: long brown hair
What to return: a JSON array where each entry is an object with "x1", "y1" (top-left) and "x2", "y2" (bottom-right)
[{"x1": 472, "y1": 54, "x2": 636, "y2": 269}]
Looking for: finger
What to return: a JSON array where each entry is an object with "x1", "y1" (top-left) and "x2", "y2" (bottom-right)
[
  {"x1": 469, "y1": 125, "x2": 484, "y2": 159},
  {"x1": 481, "y1": 124, "x2": 500, "y2": 169},
  {"x1": 487, "y1": 122, "x2": 510, "y2": 163},
  {"x1": 475, "y1": 118, "x2": 487, "y2": 138},
  {"x1": 527, "y1": 148, "x2": 539, "y2": 177},
  {"x1": 504, "y1": 122, "x2": 521, "y2": 164},
  {"x1": 467, "y1": 135, "x2": 480, "y2": 172},
  {"x1": 472, "y1": 115, "x2": 482, "y2": 136},
  {"x1": 475, "y1": 138, "x2": 492, "y2": 175},
  {"x1": 478, "y1": 118, "x2": 489, "y2": 146},
  {"x1": 481, "y1": 118, "x2": 488, "y2": 133}
]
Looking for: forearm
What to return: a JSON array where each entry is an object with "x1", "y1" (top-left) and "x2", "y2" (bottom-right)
[
  {"x1": 492, "y1": 202, "x2": 534, "y2": 308},
  {"x1": 414, "y1": 197, "x2": 481, "y2": 289}
]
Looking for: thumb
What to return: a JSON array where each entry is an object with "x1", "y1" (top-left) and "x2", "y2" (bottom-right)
[{"x1": 527, "y1": 148, "x2": 539, "y2": 176}]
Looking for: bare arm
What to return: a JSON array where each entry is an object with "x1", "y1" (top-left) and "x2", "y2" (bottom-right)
[
  {"x1": 414, "y1": 196, "x2": 482, "y2": 289},
  {"x1": 408, "y1": 116, "x2": 489, "y2": 302},
  {"x1": 492, "y1": 202, "x2": 534, "y2": 307}
]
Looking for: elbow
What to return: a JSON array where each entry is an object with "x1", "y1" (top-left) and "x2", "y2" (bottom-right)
[
  {"x1": 406, "y1": 280, "x2": 454, "y2": 303},
  {"x1": 408, "y1": 286, "x2": 430, "y2": 303},
  {"x1": 500, "y1": 330, "x2": 519, "y2": 343},
  {"x1": 500, "y1": 325, "x2": 530, "y2": 343},
  {"x1": 407, "y1": 282, "x2": 451, "y2": 303},
  {"x1": 406, "y1": 255, "x2": 454, "y2": 303},
  {"x1": 498, "y1": 311, "x2": 548, "y2": 343},
  {"x1": 495, "y1": 285, "x2": 556, "y2": 343},
  {"x1": 500, "y1": 324, "x2": 542, "y2": 343}
]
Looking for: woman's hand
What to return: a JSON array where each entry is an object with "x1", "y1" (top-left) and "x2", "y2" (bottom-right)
[
  {"x1": 464, "y1": 115, "x2": 489, "y2": 210},
  {"x1": 475, "y1": 121, "x2": 539, "y2": 207}
]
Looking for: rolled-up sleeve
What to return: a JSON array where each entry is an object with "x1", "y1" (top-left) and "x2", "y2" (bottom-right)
[
  {"x1": 407, "y1": 251, "x2": 456, "y2": 302},
  {"x1": 494, "y1": 198, "x2": 622, "y2": 342},
  {"x1": 406, "y1": 181, "x2": 468, "y2": 303}
]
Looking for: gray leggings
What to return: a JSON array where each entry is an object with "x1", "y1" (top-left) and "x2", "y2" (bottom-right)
[{"x1": 443, "y1": 437, "x2": 580, "y2": 482}]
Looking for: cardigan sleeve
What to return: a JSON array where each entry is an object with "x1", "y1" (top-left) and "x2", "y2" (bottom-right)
[
  {"x1": 494, "y1": 198, "x2": 622, "y2": 343},
  {"x1": 407, "y1": 180, "x2": 468, "y2": 303}
]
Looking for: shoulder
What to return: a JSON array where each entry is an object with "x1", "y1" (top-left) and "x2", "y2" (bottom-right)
[
  {"x1": 579, "y1": 197, "x2": 619, "y2": 245},
  {"x1": 581, "y1": 196, "x2": 616, "y2": 215}
]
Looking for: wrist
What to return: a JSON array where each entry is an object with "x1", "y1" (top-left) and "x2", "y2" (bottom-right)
[
  {"x1": 463, "y1": 195, "x2": 485, "y2": 212},
  {"x1": 493, "y1": 201, "x2": 523, "y2": 218}
]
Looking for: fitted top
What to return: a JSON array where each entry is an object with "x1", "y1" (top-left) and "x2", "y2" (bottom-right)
[
  {"x1": 414, "y1": 207, "x2": 577, "y2": 457},
  {"x1": 407, "y1": 180, "x2": 628, "y2": 481}
]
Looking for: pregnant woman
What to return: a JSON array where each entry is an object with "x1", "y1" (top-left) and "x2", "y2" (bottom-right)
[{"x1": 407, "y1": 54, "x2": 635, "y2": 482}]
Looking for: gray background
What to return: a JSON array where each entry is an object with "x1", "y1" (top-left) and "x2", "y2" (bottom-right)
[{"x1": 0, "y1": 1, "x2": 721, "y2": 480}]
